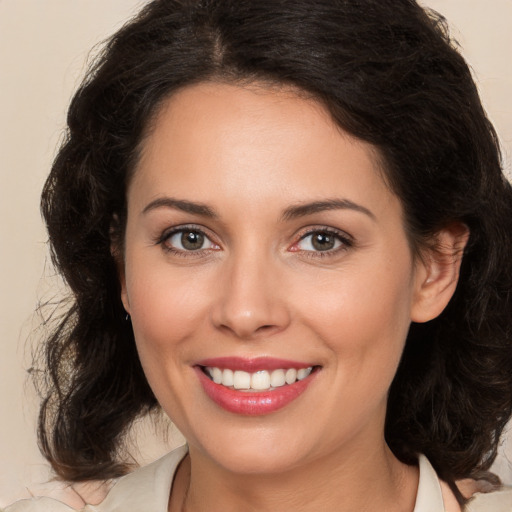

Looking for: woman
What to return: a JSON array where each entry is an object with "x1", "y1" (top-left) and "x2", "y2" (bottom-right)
[{"x1": 6, "y1": 0, "x2": 512, "y2": 510}]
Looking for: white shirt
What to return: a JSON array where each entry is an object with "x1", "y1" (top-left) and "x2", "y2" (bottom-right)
[{"x1": 4, "y1": 445, "x2": 512, "y2": 511}]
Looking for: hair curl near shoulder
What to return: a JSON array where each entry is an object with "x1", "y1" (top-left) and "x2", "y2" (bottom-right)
[{"x1": 37, "y1": 0, "x2": 512, "y2": 505}]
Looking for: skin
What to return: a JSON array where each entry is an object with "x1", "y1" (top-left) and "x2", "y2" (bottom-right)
[{"x1": 120, "y1": 82, "x2": 467, "y2": 512}]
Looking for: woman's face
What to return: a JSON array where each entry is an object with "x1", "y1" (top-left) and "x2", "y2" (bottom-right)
[{"x1": 121, "y1": 82, "x2": 430, "y2": 474}]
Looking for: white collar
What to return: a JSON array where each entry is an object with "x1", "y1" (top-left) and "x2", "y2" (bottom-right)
[
  {"x1": 85, "y1": 447, "x2": 445, "y2": 512},
  {"x1": 414, "y1": 454, "x2": 445, "y2": 512},
  {"x1": 84, "y1": 445, "x2": 188, "y2": 512}
]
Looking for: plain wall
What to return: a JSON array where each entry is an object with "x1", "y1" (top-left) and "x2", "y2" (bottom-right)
[{"x1": 1, "y1": 0, "x2": 511, "y2": 505}]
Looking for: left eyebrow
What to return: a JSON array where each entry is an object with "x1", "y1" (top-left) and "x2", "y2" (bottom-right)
[
  {"x1": 281, "y1": 199, "x2": 376, "y2": 221},
  {"x1": 141, "y1": 197, "x2": 218, "y2": 218}
]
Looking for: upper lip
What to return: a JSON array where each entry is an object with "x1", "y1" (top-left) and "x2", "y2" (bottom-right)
[{"x1": 195, "y1": 356, "x2": 317, "y2": 372}]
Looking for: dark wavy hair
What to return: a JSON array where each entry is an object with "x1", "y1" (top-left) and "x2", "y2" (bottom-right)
[{"x1": 36, "y1": 0, "x2": 512, "y2": 506}]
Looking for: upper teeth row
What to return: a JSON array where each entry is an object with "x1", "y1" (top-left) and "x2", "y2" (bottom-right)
[{"x1": 206, "y1": 367, "x2": 313, "y2": 390}]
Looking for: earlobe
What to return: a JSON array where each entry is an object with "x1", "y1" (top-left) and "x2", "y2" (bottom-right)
[
  {"x1": 115, "y1": 258, "x2": 131, "y2": 315},
  {"x1": 119, "y1": 273, "x2": 131, "y2": 315},
  {"x1": 110, "y1": 214, "x2": 131, "y2": 315},
  {"x1": 411, "y1": 223, "x2": 469, "y2": 323}
]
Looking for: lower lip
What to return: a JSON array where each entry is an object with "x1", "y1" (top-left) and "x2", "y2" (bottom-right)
[{"x1": 196, "y1": 367, "x2": 317, "y2": 415}]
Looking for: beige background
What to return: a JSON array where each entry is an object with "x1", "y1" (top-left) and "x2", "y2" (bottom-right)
[{"x1": 1, "y1": 0, "x2": 511, "y2": 506}]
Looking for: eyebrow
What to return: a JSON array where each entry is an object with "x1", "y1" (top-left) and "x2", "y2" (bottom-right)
[
  {"x1": 142, "y1": 196, "x2": 375, "y2": 221},
  {"x1": 142, "y1": 197, "x2": 217, "y2": 218},
  {"x1": 281, "y1": 199, "x2": 376, "y2": 221}
]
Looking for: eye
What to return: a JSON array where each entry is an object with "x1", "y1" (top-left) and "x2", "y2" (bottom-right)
[
  {"x1": 160, "y1": 227, "x2": 219, "y2": 253},
  {"x1": 292, "y1": 229, "x2": 352, "y2": 254}
]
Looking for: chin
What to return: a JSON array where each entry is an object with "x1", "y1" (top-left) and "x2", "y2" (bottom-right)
[
  {"x1": 203, "y1": 441, "x2": 310, "y2": 475},
  {"x1": 184, "y1": 417, "x2": 316, "y2": 475}
]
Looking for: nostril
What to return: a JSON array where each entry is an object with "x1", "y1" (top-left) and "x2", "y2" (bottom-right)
[{"x1": 255, "y1": 324, "x2": 277, "y2": 333}]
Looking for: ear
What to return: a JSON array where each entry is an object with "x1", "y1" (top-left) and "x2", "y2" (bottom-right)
[
  {"x1": 110, "y1": 215, "x2": 131, "y2": 315},
  {"x1": 411, "y1": 222, "x2": 469, "y2": 323},
  {"x1": 118, "y1": 260, "x2": 131, "y2": 316}
]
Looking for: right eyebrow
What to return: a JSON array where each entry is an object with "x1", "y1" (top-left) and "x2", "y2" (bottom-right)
[
  {"x1": 141, "y1": 197, "x2": 218, "y2": 218},
  {"x1": 281, "y1": 198, "x2": 376, "y2": 222}
]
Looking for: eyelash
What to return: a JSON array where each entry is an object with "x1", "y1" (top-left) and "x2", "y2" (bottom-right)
[
  {"x1": 155, "y1": 225, "x2": 353, "y2": 259},
  {"x1": 155, "y1": 224, "x2": 219, "y2": 258},
  {"x1": 292, "y1": 227, "x2": 354, "y2": 259}
]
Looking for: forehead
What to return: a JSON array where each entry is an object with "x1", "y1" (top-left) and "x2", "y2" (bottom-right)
[{"x1": 131, "y1": 81, "x2": 398, "y2": 219}]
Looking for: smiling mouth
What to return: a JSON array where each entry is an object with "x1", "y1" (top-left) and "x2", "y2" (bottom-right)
[
  {"x1": 201, "y1": 366, "x2": 317, "y2": 392},
  {"x1": 196, "y1": 360, "x2": 321, "y2": 414}
]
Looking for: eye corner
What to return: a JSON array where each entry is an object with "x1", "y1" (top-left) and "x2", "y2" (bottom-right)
[
  {"x1": 156, "y1": 224, "x2": 221, "y2": 257},
  {"x1": 289, "y1": 226, "x2": 354, "y2": 257}
]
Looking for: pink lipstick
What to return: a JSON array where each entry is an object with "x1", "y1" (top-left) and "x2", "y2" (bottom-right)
[{"x1": 195, "y1": 357, "x2": 319, "y2": 415}]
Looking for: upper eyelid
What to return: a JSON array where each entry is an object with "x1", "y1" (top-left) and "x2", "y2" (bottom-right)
[
  {"x1": 156, "y1": 225, "x2": 220, "y2": 257},
  {"x1": 295, "y1": 226, "x2": 353, "y2": 242},
  {"x1": 288, "y1": 227, "x2": 354, "y2": 257},
  {"x1": 154, "y1": 224, "x2": 353, "y2": 250},
  {"x1": 157, "y1": 224, "x2": 216, "y2": 242}
]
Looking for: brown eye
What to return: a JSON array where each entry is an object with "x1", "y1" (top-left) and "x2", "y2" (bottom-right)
[
  {"x1": 181, "y1": 231, "x2": 205, "y2": 250},
  {"x1": 311, "y1": 232, "x2": 336, "y2": 251},
  {"x1": 165, "y1": 228, "x2": 217, "y2": 252},
  {"x1": 294, "y1": 229, "x2": 350, "y2": 254}
]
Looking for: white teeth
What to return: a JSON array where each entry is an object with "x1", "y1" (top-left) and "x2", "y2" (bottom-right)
[
  {"x1": 212, "y1": 367, "x2": 223, "y2": 384},
  {"x1": 251, "y1": 370, "x2": 271, "y2": 390},
  {"x1": 222, "y1": 368, "x2": 234, "y2": 387},
  {"x1": 205, "y1": 366, "x2": 314, "y2": 390},
  {"x1": 297, "y1": 367, "x2": 312, "y2": 380},
  {"x1": 233, "y1": 370, "x2": 251, "y2": 390},
  {"x1": 270, "y1": 369, "x2": 286, "y2": 388},
  {"x1": 285, "y1": 368, "x2": 297, "y2": 384}
]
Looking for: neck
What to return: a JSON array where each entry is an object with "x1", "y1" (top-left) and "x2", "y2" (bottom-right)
[{"x1": 170, "y1": 438, "x2": 418, "y2": 512}]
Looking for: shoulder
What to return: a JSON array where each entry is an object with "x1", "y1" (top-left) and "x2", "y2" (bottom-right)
[
  {"x1": 418, "y1": 454, "x2": 512, "y2": 512},
  {"x1": 3, "y1": 445, "x2": 188, "y2": 512},
  {"x1": 2, "y1": 496, "x2": 77, "y2": 512},
  {"x1": 466, "y1": 487, "x2": 512, "y2": 512},
  {"x1": 95, "y1": 444, "x2": 187, "y2": 510}
]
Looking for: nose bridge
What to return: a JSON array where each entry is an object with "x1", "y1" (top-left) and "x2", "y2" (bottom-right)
[{"x1": 211, "y1": 242, "x2": 290, "y2": 339}]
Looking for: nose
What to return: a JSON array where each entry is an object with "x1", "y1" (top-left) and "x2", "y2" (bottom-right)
[{"x1": 210, "y1": 253, "x2": 291, "y2": 340}]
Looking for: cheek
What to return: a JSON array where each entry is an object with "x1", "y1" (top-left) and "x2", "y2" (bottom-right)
[
  {"x1": 124, "y1": 255, "x2": 213, "y2": 364},
  {"x1": 123, "y1": 258, "x2": 219, "y2": 423},
  {"x1": 299, "y1": 252, "x2": 414, "y2": 379}
]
